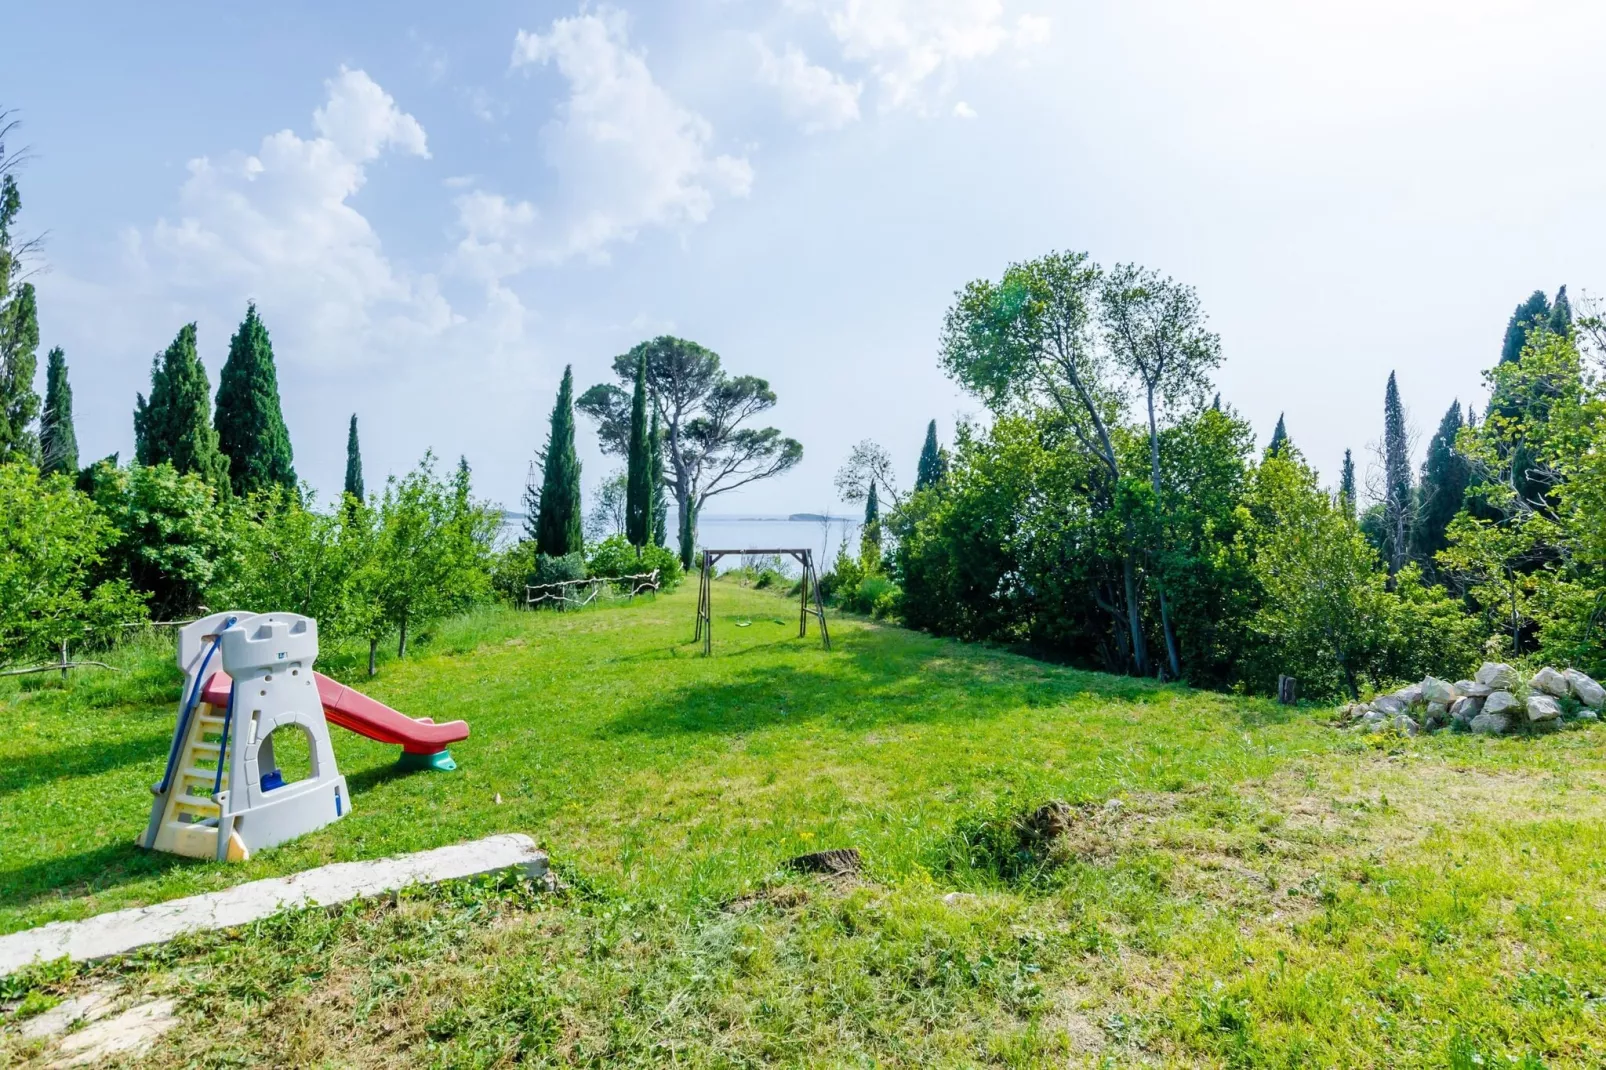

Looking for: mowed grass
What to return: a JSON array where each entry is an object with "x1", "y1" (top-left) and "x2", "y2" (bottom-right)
[{"x1": 4, "y1": 582, "x2": 1606, "y2": 1067}]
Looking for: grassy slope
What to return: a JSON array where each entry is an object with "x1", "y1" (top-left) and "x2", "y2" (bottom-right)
[{"x1": 3, "y1": 582, "x2": 1606, "y2": 1067}]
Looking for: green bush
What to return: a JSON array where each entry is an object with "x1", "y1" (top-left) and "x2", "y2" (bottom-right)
[
  {"x1": 585, "y1": 534, "x2": 683, "y2": 588},
  {"x1": 87, "y1": 461, "x2": 232, "y2": 620},
  {"x1": 490, "y1": 539, "x2": 540, "y2": 604},
  {"x1": 532, "y1": 552, "x2": 586, "y2": 589}
]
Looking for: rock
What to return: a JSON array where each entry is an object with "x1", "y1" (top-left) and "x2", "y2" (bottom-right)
[
  {"x1": 1564, "y1": 669, "x2": 1605, "y2": 709},
  {"x1": 1526, "y1": 694, "x2": 1563, "y2": 722},
  {"x1": 941, "y1": 891, "x2": 979, "y2": 907},
  {"x1": 1420, "y1": 677, "x2": 1457, "y2": 705},
  {"x1": 1391, "y1": 684, "x2": 1424, "y2": 707},
  {"x1": 786, "y1": 848, "x2": 862, "y2": 877},
  {"x1": 51, "y1": 998, "x2": 178, "y2": 1067},
  {"x1": 1456, "y1": 681, "x2": 1493, "y2": 699},
  {"x1": 1450, "y1": 696, "x2": 1482, "y2": 722},
  {"x1": 1471, "y1": 712, "x2": 1511, "y2": 735},
  {"x1": 1423, "y1": 701, "x2": 1450, "y2": 728},
  {"x1": 1372, "y1": 695, "x2": 1406, "y2": 716},
  {"x1": 1391, "y1": 714, "x2": 1419, "y2": 736},
  {"x1": 1483, "y1": 690, "x2": 1519, "y2": 716},
  {"x1": 1476, "y1": 662, "x2": 1520, "y2": 689},
  {"x1": 1530, "y1": 667, "x2": 1571, "y2": 698},
  {"x1": 1575, "y1": 708, "x2": 1600, "y2": 723}
]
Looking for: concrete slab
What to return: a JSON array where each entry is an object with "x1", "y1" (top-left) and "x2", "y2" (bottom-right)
[
  {"x1": 51, "y1": 998, "x2": 177, "y2": 1067},
  {"x1": 0, "y1": 834, "x2": 548, "y2": 977}
]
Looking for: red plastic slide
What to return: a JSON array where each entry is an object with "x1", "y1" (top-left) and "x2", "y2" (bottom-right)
[{"x1": 200, "y1": 671, "x2": 469, "y2": 756}]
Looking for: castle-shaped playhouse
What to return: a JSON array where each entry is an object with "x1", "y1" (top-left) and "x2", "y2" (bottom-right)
[{"x1": 140, "y1": 611, "x2": 468, "y2": 863}]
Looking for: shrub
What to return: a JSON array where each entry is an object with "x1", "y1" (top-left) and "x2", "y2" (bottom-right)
[
  {"x1": 86, "y1": 461, "x2": 232, "y2": 619},
  {"x1": 532, "y1": 552, "x2": 585, "y2": 589},
  {"x1": 585, "y1": 534, "x2": 683, "y2": 588},
  {"x1": 490, "y1": 539, "x2": 540, "y2": 604}
]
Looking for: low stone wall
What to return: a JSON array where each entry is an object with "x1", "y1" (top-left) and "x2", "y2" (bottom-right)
[{"x1": 1337, "y1": 662, "x2": 1604, "y2": 736}]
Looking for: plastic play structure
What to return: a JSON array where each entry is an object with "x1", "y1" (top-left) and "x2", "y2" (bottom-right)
[{"x1": 139, "y1": 610, "x2": 469, "y2": 862}]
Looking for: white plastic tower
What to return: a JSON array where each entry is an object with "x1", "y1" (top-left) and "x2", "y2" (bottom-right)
[{"x1": 140, "y1": 611, "x2": 350, "y2": 862}]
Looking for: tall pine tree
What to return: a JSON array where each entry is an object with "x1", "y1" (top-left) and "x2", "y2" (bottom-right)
[
  {"x1": 915, "y1": 419, "x2": 947, "y2": 490},
  {"x1": 134, "y1": 323, "x2": 230, "y2": 487},
  {"x1": 1412, "y1": 400, "x2": 1470, "y2": 573},
  {"x1": 1266, "y1": 413, "x2": 1289, "y2": 457},
  {"x1": 1549, "y1": 284, "x2": 1572, "y2": 335},
  {"x1": 0, "y1": 124, "x2": 40, "y2": 466},
  {"x1": 1339, "y1": 449, "x2": 1356, "y2": 520},
  {"x1": 1382, "y1": 371, "x2": 1413, "y2": 577},
  {"x1": 215, "y1": 303, "x2": 295, "y2": 497},
  {"x1": 648, "y1": 408, "x2": 667, "y2": 546},
  {"x1": 1500, "y1": 290, "x2": 1552, "y2": 364},
  {"x1": 344, "y1": 413, "x2": 365, "y2": 501},
  {"x1": 625, "y1": 354, "x2": 651, "y2": 550},
  {"x1": 39, "y1": 346, "x2": 77, "y2": 476},
  {"x1": 861, "y1": 481, "x2": 881, "y2": 565},
  {"x1": 535, "y1": 365, "x2": 583, "y2": 557}
]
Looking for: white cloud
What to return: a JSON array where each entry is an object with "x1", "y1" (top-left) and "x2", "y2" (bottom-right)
[
  {"x1": 505, "y1": 7, "x2": 752, "y2": 264},
  {"x1": 793, "y1": 0, "x2": 1050, "y2": 111},
  {"x1": 755, "y1": 40, "x2": 863, "y2": 133},
  {"x1": 953, "y1": 100, "x2": 977, "y2": 119},
  {"x1": 139, "y1": 67, "x2": 456, "y2": 368}
]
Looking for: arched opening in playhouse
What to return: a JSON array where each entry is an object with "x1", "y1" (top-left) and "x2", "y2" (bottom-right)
[{"x1": 259, "y1": 723, "x2": 314, "y2": 792}]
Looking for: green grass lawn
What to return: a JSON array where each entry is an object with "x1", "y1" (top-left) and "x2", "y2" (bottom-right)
[{"x1": 5, "y1": 581, "x2": 1606, "y2": 1067}]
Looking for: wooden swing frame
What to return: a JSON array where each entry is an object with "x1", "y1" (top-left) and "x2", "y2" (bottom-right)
[{"x1": 694, "y1": 549, "x2": 831, "y2": 656}]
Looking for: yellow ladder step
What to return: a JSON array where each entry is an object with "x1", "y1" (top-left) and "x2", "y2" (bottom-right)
[
  {"x1": 189, "y1": 741, "x2": 221, "y2": 755},
  {"x1": 179, "y1": 766, "x2": 218, "y2": 781},
  {"x1": 174, "y1": 793, "x2": 219, "y2": 810}
]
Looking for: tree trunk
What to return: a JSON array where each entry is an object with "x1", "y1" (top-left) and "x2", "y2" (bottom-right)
[
  {"x1": 1146, "y1": 392, "x2": 1183, "y2": 681},
  {"x1": 1121, "y1": 552, "x2": 1149, "y2": 677},
  {"x1": 677, "y1": 492, "x2": 697, "y2": 571},
  {"x1": 368, "y1": 638, "x2": 378, "y2": 677},
  {"x1": 397, "y1": 615, "x2": 408, "y2": 659}
]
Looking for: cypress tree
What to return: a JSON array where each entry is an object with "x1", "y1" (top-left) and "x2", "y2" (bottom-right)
[
  {"x1": 1382, "y1": 371, "x2": 1412, "y2": 577},
  {"x1": 0, "y1": 148, "x2": 41, "y2": 465},
  {"x1": 1549, "y1": 284, "x2": 1572, "y2": 335},
  {"x1": 1339, "y1": 449, "x2": 1356, "y2": 519},
  {"x1": 1266, "y1": 413, "x2": 1289, "y2": 457},
  {"x1": 1500, "y1": 290, "x2": 1551, "y2": 364},
  {"x1": 648, "y1": 408, "x2": 667, "y2": 546},
  {"x1": 215, "y1": 302, "x2": 295, "y2": 497},
  {"x1": 1412, "y1": 400, "x2": 1470, "y2": 572},
  {"x1": 625, "y1": 355, "x2": 651, "y2": 549},
  {"x1": 535, "y1": 365, "x2": 583, "y2": 556},
  {"x1": 39, "y1": 346, "x2": 77, "y2": 476},
  {"x1": 344, "y1": 414, "x2": 365, "y2": 501},
  {"x1": 861, "y1": 481, "x2": 881, "y2": 564},
  {"x1": 915, "y1": 419, "x2": 946, "y2": 490},
  {"x1": 134, "y1": 323, "x2": 230, "y2": 487}
]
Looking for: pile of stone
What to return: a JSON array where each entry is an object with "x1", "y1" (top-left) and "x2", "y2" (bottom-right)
[{"x1": 1337, "y1": 662, "x2": 1604, "y2": 736}]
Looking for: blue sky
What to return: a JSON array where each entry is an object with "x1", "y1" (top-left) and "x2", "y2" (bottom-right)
[{"x1": 9, "y1": 0, "x2": 1606, "y2": 515}]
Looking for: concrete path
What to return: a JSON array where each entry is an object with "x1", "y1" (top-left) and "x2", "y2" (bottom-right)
[{"x1": 1, "y1": 833, "x2": 549, "y2": 976}]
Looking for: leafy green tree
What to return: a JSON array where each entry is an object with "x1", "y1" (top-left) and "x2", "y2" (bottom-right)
[
  {"x1": 648, "y1": 409, "x2": 667, "y2": 546},
  {"x1": 1501, "y1": 290, "x2": 1552, "y2": 364},
  {"x1": 0, "y1": 464, "x2": 146, "y2": 666},
  {"x1": 214, "y1": 303, "x2": 296, "y2": 497},
  {"x1": 88, "y1": 461, "x2": 233, "y2": 619},
  {"x1": 1339, "y1": 449, "x2": 1356, "y2": 518},
  {"x1": 536, "y1": 366, "x2": 583, "y2": 557},
  {"x1": 915, "y1": 420, "x2": 947, "y2": 490},
  {"x1": 1266, "y1": 414, "x2": 1289, "y2": 457},
  {"x1": 344, "y1": 414, "x2": 364, "y2": 501},
  {"x1": 586, "y1": 470, "x2": 628, "y2": 542},
  {"x1": 939, "y1": 250, "x2": 1151, "y2": 675},
  {"x1": 1382, "y1": 371, "x2": 1413, "y2": 577},
  {"x1": 371, "y1": 451, "x2": 497, "y2": 658},
  {"x1": 1245, "y1": 452, "x2": 1391, "y2": 700},
  {"x1": 577, "y1": 336, "x2": 803, "y2": 568},
  {"x1": 625, "y1": 355, "x2": 651, "y2": 550},
  {"x1": 134, "y1": 324, "x2": 230, "y2": 489},
  {"x1": 1411, "y1": 400, "x2": 1469, "y2": 574},
  {"x1": 835, "y1": 440, "x2": 902, "y2": 509},
  {"x1": 38, "y1": 347, "x2": 77, "y2": 476}
]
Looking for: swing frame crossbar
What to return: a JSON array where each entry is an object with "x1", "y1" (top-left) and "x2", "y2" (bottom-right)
[{"x1": 694, "y1": 549, "x2": 831, "y2": 656}]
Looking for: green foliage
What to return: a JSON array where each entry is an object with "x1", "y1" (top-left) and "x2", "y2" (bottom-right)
[
  {"x1": 531, "y1": 551, "x2": 585, "y2": 590},
  {"x1": 861, "y1": 480, "x2": 880, "y2": 565},
  {"x1": 0, "y1": 464, "x2": 145, "y2": 665},
  {"x1": 0, "y1": 282, "x2": 39, "y2": 464},
  {"x1": 648, "y1": 409, "x2": 667, "y2": 546},
  {"x1": 88, "y1": 461, "x2": 232, "y2": 620},
  {"x1": 536, "y1": 366, "x2": 583, "y2": 557},
  {"x1": 1339, "y1": 447, "x2": 1356, "y2": 518},
  {"x1": 1266, "y1": 413, "x2": 1288, "y2": 457},
  {"x1": 38, "y1": 347, "x2": 76, "y2": 476},
  {"x1": 625, "y1": 354, "x2": 651, "y2": 549},
  {"x1": 1412, "y1": 399, "x2": 1470, "y2": 574},
  {"x1": 343, "y1": 414, "x2": 364, "y2": 502},
  {"x1": 1501, "y1": 289, "x2": 1553, "y2": 365},
  {"x1": 915, "y1": 419, "x2": 947, "y2": 490},
  {"x1": 133, "y1": 324, "x2": 230, "y2": 490},
  {"x1": 489, "y1": 538, "x2": 540, "y2": 604},
  {"x1": 214, "y1": 303, "x2": 296, "y2": 497},
  {"x1": 1382, "y1": 371, "x2": 1412, "y2": 576},
  {"x1": 585, "y1": 534, "x2": 682, "y2": 587},
  {"x1": 371, "y1": 451, "x2": 499, "y2": 656}
]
